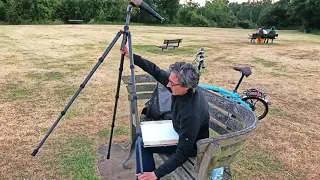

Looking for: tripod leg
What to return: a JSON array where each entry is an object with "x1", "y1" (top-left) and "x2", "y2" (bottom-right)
[
  {"x1": 31, "y1": 31, "x2": 123, "y2": 156},
  {"x1": 127, "y1": 32, "x2": 144, "y2": 173},
  {"x1": 107, "y1": 36, "x2": 127, "y2": 159}
]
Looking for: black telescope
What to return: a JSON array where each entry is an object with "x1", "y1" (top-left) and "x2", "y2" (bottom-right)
[{"x1": 130, "y1": 0, "x2": 165, "y2": 22}]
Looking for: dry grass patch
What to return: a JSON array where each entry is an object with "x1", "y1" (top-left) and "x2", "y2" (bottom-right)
[{"x1": 0, "y1": 25, "x2": 320, "y2": 179}]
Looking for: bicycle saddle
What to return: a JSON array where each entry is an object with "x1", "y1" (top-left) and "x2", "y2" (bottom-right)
[{"x1": 234, "y1": 66, "x2": 252, "y2": 77}]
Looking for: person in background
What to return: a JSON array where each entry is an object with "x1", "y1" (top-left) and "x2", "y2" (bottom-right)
[
  {"x1": 268, "y1": 26, "x2": 276, "y2": 34},
  {"x1": 257, "y1": 26, "x2": 263, "y2": 34},
  {"x1": 262, "y1": 28, "x2": 268, "y2": 34},
  {"x1": 257, "y1": 26, "x2": 265, "y2": 43}
]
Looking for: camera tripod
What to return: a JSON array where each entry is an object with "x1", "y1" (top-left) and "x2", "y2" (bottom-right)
[{"x1": 31, "y1": 4, "x2": 150, "y2": 173}]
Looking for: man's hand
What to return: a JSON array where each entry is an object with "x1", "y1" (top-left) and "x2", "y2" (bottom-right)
[
  {"x1": 135, "y1": 172, "x2": 157, "y2": 180},
  {"x1": 120, "y1": 44, "x2": 130, "y2": 58}
]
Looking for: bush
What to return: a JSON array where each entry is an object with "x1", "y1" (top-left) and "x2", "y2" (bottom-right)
[
  {"x1": 0, "y1": 1, "x2": 5, "y2": 21},
  {"x1": 189, "y1": 11, "x2": 210, "y2": 27},
  {"x1": 56, "y1": 0, "x2": 127, "y2": 23},
  {"x1": 6, "y1": 0, "x2": 61, "y2": 24},
  {"x1": 238, "y1": 19, "x2": 256, "y2": 29}
]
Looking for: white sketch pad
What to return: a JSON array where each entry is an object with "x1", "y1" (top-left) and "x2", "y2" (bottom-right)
[{"x1": 140, "y1": 120, "x2": 179, "y2": 147}]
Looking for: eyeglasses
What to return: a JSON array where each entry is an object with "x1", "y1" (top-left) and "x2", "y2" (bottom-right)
[{"x1": 169, "y1": 80, "x2": 180, "y2": 87}]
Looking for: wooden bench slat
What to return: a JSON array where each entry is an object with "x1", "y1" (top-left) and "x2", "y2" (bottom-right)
[
  {"x1": 157, "y1": 39, "x2": 182, "y2": 51},
  {"x1": 128, "y1": 93, "x2": 154, "y2": 101},
  {"x1": 209, "y1": 120, "x2": 230, "y2": 135},
  {"x1": 122, "y1": 75, "x2": 156, "y2": 84},
  {"x1": 159, "y1": 154, "x2": 197, "y2": 180},
  {"x1": 164, "y1": 39, "x2": 182, "y2": 44},
  {"x1": 219, "y1": 141, "x2": 244, "y2": 158},
  {"x1": 201, "y1": 88, "x2": 256, "y2": 127},
  {"x1": 208, "y1": 150, "x2": 241, "y2": 170},
  {"x1": 208, "y1": 106, "x2": 244, "y2": 131},
  {"x1": 126, "y1": 84, "x2": 156, "y2": 93}
]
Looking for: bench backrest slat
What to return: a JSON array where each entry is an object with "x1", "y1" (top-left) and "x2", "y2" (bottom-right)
[
  {"x1": 163, "y1": 39, "x2": 182, "y2": 44},
  {"x1": 209, "y1": 120, "x2": 230, "y2": 135},
  {"x1": 126, "y1": 84, "x2": 157, "y2": 94},
  {"x1": 208, "y1": 106, "x2": 244, "y2": 132},
  {"x1": 122, "y1": 74, "x2": 157, "y2": 84},
  {"x1": 252, "y1": 33, "x2": 278, "y2": 38}
]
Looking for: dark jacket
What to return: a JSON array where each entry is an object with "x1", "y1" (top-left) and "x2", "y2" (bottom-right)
[{"x1": 133, "y1": 54, "x2": 210, "y2": 178}]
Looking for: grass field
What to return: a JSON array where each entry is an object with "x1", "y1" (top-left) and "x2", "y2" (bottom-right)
[{"x1": 0, "y1": 25, "x2": 319, "y2": 180}]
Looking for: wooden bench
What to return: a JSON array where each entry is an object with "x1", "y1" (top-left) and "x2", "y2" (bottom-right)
[
  {"x1": 156, "y1": 39, "x2": 182, "y2": 51},
  {"x1": 121, "y1": 74, "x2": 258, "y2": 179},
  {"x1": 67, "y1": 19, "x2": 84, "y2": 24},
  {"x1": 121, "y1": 74, "x2": 158, "y2": 144},
  {"x1": 249, "y1": 33, "x2": 278, "y2": 43}
]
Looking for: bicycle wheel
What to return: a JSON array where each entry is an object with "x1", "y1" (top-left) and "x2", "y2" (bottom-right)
[{"x1": 242, "y1": 96, "x2": 269, "y2": 120}]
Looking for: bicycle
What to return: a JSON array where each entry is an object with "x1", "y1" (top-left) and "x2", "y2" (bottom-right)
[{"x1": 198, "y1": 66, "x2": 270, "y2": 120}]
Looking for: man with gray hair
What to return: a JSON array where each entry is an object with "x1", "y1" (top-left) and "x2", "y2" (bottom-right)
[{"x1": 121, "y1": 46, "x2": 209, "y2": 180}]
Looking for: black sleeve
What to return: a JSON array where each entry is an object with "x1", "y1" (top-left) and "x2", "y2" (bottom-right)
[
  {"x1": 133, "y1": 54, "x2": 169, "y2": 87},
  {"x1": 154, "y1": 115, "x2": 201, "y2": 178}
]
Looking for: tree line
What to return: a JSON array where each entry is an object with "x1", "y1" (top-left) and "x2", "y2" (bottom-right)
[{"x1": 0, "y1": 0, "x2": 319, "y2": 31}]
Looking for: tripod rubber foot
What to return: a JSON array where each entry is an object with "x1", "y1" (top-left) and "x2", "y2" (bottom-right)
[{"x1": 31, "y1": 149, "x2": 38, "y2": 156}]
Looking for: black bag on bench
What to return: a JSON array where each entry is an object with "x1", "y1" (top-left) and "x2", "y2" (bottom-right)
[{"x1": 144, "y1": 82, "x2": 172, "y2": 120}]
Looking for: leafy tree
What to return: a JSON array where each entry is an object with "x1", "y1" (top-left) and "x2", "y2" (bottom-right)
[
  {"x1": 200, "y1": 0, "x2": 238, "y2": 28},
  {"x1": 291, "y1": 0, "x2": 320, "y2": 29},
  {"x1": 178, "y1": 1, "x2": 201, "y2": 25},
  {"x1": 259, "y1": 0, "x2": 293, "y2": 29},
  {"x1": 0, "y1": 0, "x2": 6, "y2": 21},
  {"x1": 6, "y1": 0, "x2": 61, "y2": 24},
  {"x1": 132, "y1": 0, "x2": 180, "y2": 24}
]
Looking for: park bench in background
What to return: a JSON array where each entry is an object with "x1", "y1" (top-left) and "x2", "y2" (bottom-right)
[
  {"x1": 249, "y1": 33, "x2": 278, "y2": 43},
  {"x1": 67, "y1": 19, "x2": 84, "y2": 24},
  {"x1": 156, "y1": 39, "x2": 182, "y2": 51},
  {"x1": 121, "y1": 74, "x2": 258, "y2": 179}
]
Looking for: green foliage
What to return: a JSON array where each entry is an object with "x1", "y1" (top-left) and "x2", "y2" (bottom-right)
[
  {"x1": 6, "y1": 0, "x2": 61, "y2": 24},
  {"x1": 238, "y1": 19, "x2": 256, "y2": 29},
  {"x1": 0, "y1": 0, "x2": 6, "y2": 21},
  {"x1": 200, "y1": 0, "x2": 238, "y2": 28},
  {"x1": 291, "y1": 0, "x2": 320, "y2": 29},
  {"x1": 259, "y1": 0, "x2": 297, "y2": 29},
  {"x1": 132, "y1": 0, "x2": 180, "y2": 24},
  {"x1": 0, "y1": 0, "x2": 319, "y2": 30}
]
